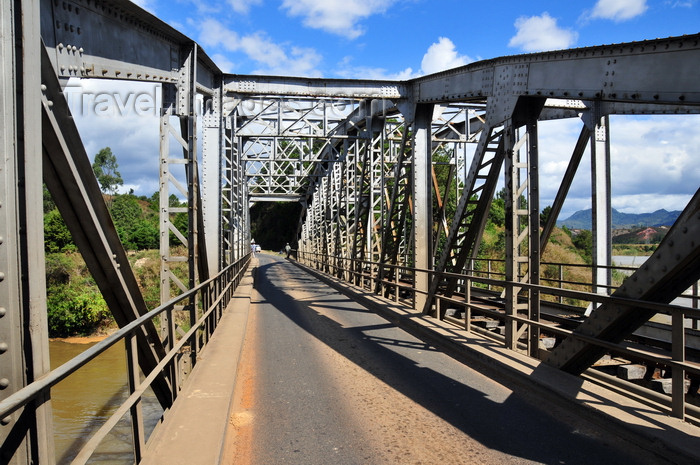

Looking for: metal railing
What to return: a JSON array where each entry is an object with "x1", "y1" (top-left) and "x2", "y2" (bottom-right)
[
  {"x1": 297, "y1": 250, "x2": 700, "y2": 423},
  {"x1": 0, "y1": 254, "x2": 250, "y2": 464}
]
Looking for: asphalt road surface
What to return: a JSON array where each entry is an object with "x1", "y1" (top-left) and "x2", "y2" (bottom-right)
[{"x1": 223, "y1": 253, "x2": 666, "y2": 465}]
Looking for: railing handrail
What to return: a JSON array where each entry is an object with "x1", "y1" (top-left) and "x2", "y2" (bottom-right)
[
  {"x1": 301, "y1": 250, "x2": 700, "y2": 317},
  {"x1": 0, "y1": 253, "x2": 250, "y2": 453},
  {"x1": 298, "y1": 248, "x2": 700, "y2": 421}
]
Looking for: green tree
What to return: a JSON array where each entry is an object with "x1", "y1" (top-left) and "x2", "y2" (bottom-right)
[
  {"x1": 489, "y1": 189, "x2": 507, "y2": 228},
  {"x1": 92, "y1": 147, "x2": 123, "y2": 204},
  {"x1": 43, "y1": 184, "x2": 56, "y2": 214},
  {"x1": 250, "y1": 202, "x2": 302, "y2": 250},
  {"x1": 540, "y1": 205, "x2": 553, "y2": 227},
  {"x1": 44, "y1": 209, "x2": 75, "y2": 253},
  {"x1": 572, "y1": 229, "x2": 593, "y2": 263},
  {"x1": 110, "y1": 194, "x2": 160, "y2": 250}
]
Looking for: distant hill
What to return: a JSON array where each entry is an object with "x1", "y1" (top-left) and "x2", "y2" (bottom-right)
[{"x1": 557, "y1": 208, "x2": 681, "y2": 230}]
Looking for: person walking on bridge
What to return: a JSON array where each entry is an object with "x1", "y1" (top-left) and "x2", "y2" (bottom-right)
[{"x1": 285, "y1": 243, "x2": 291, "y2": 259}]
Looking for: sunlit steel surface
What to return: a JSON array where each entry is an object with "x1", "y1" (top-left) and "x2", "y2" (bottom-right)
[{"x1": 0, "y1": 0, "x2": 699, "y2": 463}]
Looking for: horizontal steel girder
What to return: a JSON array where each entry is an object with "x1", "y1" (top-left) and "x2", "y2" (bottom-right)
[
  {"x1": 413, "y1": 34, "x2": 700, "y2": 108},
  {"x1": 41, "y1": 3, "x2": 700, "y2": 114},
  {"x1": 40, "y1": 0, "x2": 219, "y2": 86}
]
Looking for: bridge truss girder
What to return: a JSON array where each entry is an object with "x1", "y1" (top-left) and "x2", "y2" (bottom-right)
[{"x1": 3, "y1": 1, "x2": 700, "y2": 462}]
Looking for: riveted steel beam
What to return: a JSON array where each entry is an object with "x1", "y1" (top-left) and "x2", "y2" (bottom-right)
[
  {"x1": 413, "y1": 34, "x2": 700, "y2": 109},
  {"x1": 40, "y1": 0, "x2": 219, "y2": 86},
  {"x1": 414, "y1": 104, "x2": 435, "y2": 311},
  {"x1": 0, "y1": 2, "x2": 54, "y2": 463},
  {"x1": 224, "y1": 75, "x2": 408, "y2": 99}
]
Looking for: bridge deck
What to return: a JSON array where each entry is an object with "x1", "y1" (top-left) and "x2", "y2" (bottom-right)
[
  {"x1": 141, "y1": 254, "x2": 699, "y2": 464},
  {"x1": 140, "y1": 265, "x2": 254, "y2": 465}
]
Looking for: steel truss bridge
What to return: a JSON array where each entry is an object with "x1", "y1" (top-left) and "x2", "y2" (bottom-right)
[{"x1": 1, "y1": 0, "x2": 700, "y2": 463}]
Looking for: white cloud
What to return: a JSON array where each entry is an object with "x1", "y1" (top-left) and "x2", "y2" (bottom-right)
[
  {"x1": 421, "y1": 37, "x2": 472, "y2": 75},
  {"x1": 212, "y1": 53, "x2": 235, "y2": 73},
  {"x1": 590, "y1": 0, "x2": 648, "y2": 21},
  {"x1": 252, "y1": 44, "x2": 323, "y2": 77},
  {"x1": 65, "y1": 79, "x2": 162, "y2": 197},
  {"x1": 612, "y1": 193, "x2": 693, "y2": 213},
  {"x1": 538, "y1": 115, "x2": 700, "y2": 220},
  {"x1": 508, "y1": 13, "x2": 578, "y2": 52},
  {"x1": 335, "y1": 37, "x2": 470, "y2": 80},
  {"x1": 197, "y1": 18, "x2": 322, "y2": 76},
  {"x1": 281, "y1": 0, "x2": 397, "y2": 39},
  {"x1": 198, "y1": 18, "x2": 238, "y2": 50},
  {"x1": 227, "y1": 0, "x2": 263, "y2": 14},
  {"x1": 129, "y1": 0, "x2": 157, "y2": 14}
]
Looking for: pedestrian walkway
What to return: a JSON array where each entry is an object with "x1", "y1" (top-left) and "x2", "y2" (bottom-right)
[
  {"x1": 140, "y1": 258, "x2": 256, "y2": 465},
  {"x1": 139, "y1": 254, "x2": 700, "y2": 464}
]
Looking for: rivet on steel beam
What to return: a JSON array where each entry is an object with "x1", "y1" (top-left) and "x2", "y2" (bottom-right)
[
  {"x1": 0, "y1": 342, "x2": 7, "y2": 353},
  {"x1": 0, "y1": 378, "x2": 8, "y2": 389},
  {"x1": 40, "y1": 84, "x2": 46, "y2": 92},
  {"x1": 0, "y1": 307, "x2": 5, "y2": 317},
  {"x1": 1, "y1": 417, "x2": 11, "y2": 426},
  {"x1": 0, "y1": 272, "x2": 4, "y2": 282},
  {"x1": 79, "y1": 47, "x2": 84, "y2": 54},
  {"x1": 58, "y1": 43, "x2": 64, "y2": 50}
]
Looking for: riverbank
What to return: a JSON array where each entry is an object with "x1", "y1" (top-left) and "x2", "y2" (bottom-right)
[{"x1": 49, "y1": 327, "x2": 117, "y2": 344}]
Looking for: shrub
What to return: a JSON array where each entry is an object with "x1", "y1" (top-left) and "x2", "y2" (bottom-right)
[
  {"x1": 47, "y1": 285, "x2": 109, "y2": 337},
  {"x1": 45, "y1": 253, "x2": 112, "y2": 337},
  {"x1": 44, "y1": 209, "x2": 75, "y2": 253}
]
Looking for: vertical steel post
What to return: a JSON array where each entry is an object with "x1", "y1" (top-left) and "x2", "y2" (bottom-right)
[
  {"x1": 0, "y1": 1, "x2": 54, "y2": 463},
  {"x1": 126, "y1": 335, "x2": 145, "y2": 462},
  {"x1": 672, "y1": 310, "x2": 686, "y2": 419},
  {"x1": 201, "y1": 82, "x2": 223, "y2": 276},
  {"x1": 591, "y1": 113, "x2": 612, "y2": 300},
  {"x1": 504, "y1": 117, "x2": 540, "y2": 354},
  {"x1": 503, "y1": 121, "x2": 518, "y2": 350},
  {"x1": 413, "y1": 104, "x2": 434, "y2": 311},
  {"x1": 527, "y1": 120, "x2": 541, "y2": 357}
]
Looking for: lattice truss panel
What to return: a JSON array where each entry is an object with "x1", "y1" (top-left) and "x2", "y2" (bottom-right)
[
  {"x1": 229, "y1": 97, "x2": 365, "y2": 201},
  {"x1": 295, "y1": 104, "x2": 490, "y2": 285},
  {"x1": 159, "y1": 108, "x2": 194, "y2": 305},
  {"x1": 222, "y1": 115, "x2": 248, "y2": 266},
  {"x1": 298, "y1": 113, "x2": 412, "y2": 276}
]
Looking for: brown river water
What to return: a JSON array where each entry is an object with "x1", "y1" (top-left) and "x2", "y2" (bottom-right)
[{"x1": 49, "y1": 340, "x2": 163, "y2": 464}]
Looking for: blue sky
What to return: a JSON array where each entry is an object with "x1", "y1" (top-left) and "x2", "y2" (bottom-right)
[
  {"x1": 133, "y1": 0, "x2": 700, "y2": 78},
  {"x1": 70, "y1": 0, "x2": 700, "y2": 220}
]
